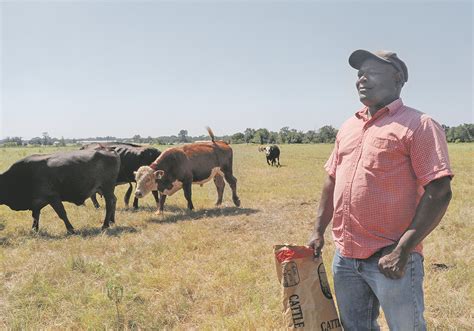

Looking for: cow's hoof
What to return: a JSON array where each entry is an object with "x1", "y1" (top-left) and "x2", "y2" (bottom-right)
[
  {"x1": 233, "y1": 198, "x2": 241, "y2": 207},
  {"x1": 67, "y1": 228, "x2": 76, "y2": 235},
  {"x1": 101, "y1": 225, "x2": 109, "y2": 231},
  {"x1": 154, "y1": 210, "x2": 163, "y2": 216}
]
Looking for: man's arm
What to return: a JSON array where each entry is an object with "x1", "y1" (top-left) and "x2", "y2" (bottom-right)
[
  {"x1": 308, "y1": 175, "x2": 336, "y2": 257},
  {"x1": 378, "y1": 176, "x2": 452, "y2": 279}
]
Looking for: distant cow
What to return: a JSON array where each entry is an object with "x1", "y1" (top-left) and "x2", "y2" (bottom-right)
[
  {"x1": 134, "y1": 128, "x2": 241, "y2": 214},
  {"x1": 81, "y1": 143, "x2": 161, "y2": 209},
  {"x1": 0, "y1": 149, "x2": 120, "y2": 234},
  {"x1": 260, "y1": 145, "x2": 280, "y2": 167}
]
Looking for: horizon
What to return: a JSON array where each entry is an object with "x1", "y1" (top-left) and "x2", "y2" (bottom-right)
[
  {"x1": 1, "y1": 1, "x2": 473, "y2": 140},
  {"x1": 1, "y1": 122, "x2": 472, "y2": 142}
]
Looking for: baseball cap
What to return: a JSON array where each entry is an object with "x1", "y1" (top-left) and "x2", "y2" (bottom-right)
[{"x1": 349, "y1": 49, "x2": 408, "y2": 82}]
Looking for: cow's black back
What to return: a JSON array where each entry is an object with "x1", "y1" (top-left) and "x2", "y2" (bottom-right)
[{"x1": 0, "y1": 149, "x2": 120, "y2": 210}]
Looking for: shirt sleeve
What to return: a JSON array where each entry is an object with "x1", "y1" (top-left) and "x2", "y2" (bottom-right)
[
  {"x1": 410, "y1": 116, "x2": 454, "y2": 187},
  {"x1": 324, "y1": 140, "x2": 339, "y2": 178}
]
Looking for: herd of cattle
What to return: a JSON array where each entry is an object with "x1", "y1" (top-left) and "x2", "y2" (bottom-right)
[{"x1": 0, "y1": 128, "x2": 281, "y2": 234}]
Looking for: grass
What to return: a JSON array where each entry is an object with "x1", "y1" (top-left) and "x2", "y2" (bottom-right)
[{"x1": 0, "y1": 143, "x2": 472, "y2": 329}]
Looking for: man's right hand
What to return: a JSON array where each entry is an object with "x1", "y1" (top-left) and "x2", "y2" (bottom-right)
[{"x1": 308, "y1": 232, "x2": 325, "y2": 258}]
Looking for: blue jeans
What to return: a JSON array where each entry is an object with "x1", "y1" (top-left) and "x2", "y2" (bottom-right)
[{"x1": 332, "y1": 249, "x2": 426, "y2": 331}]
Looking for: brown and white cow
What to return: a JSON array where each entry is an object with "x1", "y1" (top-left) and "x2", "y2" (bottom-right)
[{"x1": 134, "y1": 128, "x2": 240, "y2": 213}]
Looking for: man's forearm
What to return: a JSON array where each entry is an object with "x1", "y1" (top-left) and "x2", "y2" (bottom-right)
[
  {"x1": 395, "y1": 177, "x2": 452, "y2": 254},
  {"x1": 313, "y1": 175, "x2": 336, "y2": 235}
]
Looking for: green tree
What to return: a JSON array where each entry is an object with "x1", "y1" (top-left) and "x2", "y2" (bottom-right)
[
  {"x1": 318, "y1": 125, "x2": 338, "y2": 143},
  {"x1": 59, "y1": 136, "x2": 66, "y2": 147},
  {"x1": 244, "y1": 128, "x2": 255, "y2": 143},
  {"x1": 268, "y1": 131, "x2": 279, "y2": 144},
  {"x1": 30, "y1": 137, "x2": 43, "y2": 145},
  {"x1": 178, "y1": 130, "x2": 188, "y2": 143},
  {"x1": 304, "y1": 130, "x2": 318, "y2": 143},
  {"x1": 132, "y1": 134, "x2": 142, "y2": 143},
  {"x1": 231, "y1": 132, "x2": 245, "y2": 144},
  {"x1": 287, "y1": 129, "x2": 304, "y2": 143},
  {"x1": 42, "y1": 132, "x2": 53, "y2": 145},
  {"x1": 253, "y1": 128, "x2": 270, "y2": 144},
  {"x1": 279, "y1": 126, "x2": 290, "y2": 143}
]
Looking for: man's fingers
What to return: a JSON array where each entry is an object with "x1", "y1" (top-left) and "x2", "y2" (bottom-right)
[{"x1": 314, "y1": 247, "x2": 322, "y2": 258}]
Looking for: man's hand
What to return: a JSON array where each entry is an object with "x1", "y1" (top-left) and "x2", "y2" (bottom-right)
[
  {"x1": 308, "y1": 232, "x2": 325, "y2": 259},
  {"x1": 378, "y1": 245, "x2": 410, "y2": 279}
]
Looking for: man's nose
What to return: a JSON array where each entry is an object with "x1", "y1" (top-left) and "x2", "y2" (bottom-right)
[{"x1": 358, "y1": 75, "x2": 368, "y2": 83}]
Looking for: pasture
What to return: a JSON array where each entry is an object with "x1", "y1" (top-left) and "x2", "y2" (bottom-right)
[{"x1": 0, "y1": 143, "x2": 472, "y2": 329}]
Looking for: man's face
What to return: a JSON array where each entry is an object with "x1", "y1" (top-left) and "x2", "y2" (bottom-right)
[{"x1": 356, "y1": 58, "x2": 401, "y2": 109}]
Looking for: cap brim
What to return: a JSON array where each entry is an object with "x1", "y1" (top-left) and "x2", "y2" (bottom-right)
[{"x1": 348, "y1": 49, "x2": 391, "y2": 69}]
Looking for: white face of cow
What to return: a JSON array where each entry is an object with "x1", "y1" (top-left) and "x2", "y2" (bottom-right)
[
  {"x1": 134, "y1": 166, "x2": 157, "y2": 198},
  {"x1": 264, "y1": 146, "x2": 271, "y2": 156}
]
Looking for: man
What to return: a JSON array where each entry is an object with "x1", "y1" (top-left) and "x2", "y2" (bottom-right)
[{"x1": 308, "y1": 50, "x2": 453, "y2": 330}]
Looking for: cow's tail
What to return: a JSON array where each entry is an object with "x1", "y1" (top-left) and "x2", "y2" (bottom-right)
[{"x1": 206, "y1": 126, "x2": 215, "y2": 143}]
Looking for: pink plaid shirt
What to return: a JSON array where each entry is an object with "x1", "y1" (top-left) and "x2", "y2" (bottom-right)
[{"x1": 325, "y1": 99, "x2": 453, "y2": 259}]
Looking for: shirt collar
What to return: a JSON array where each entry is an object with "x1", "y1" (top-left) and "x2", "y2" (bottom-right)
[{"x1": 355, "y1": 98, "x2": 404, "y2": 120}]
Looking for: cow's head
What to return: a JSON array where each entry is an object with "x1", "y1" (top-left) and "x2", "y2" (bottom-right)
[
  {"x1": 264, "y1": 146, "x2": 271, "y2": 156},
  {"x1": 134, "y1": 166, "x2": 158, "y2": 198}
]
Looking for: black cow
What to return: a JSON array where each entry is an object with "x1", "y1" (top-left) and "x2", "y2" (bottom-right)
[
  {"x1": 81, "y1": 143, "x2": 161, "y2": 209},
  {"x1": 262, "y1": 145, "x2": 280, "y2": 167},
  {"x1": 0, "y1": 149, "x2": 120, "y2": 234}
]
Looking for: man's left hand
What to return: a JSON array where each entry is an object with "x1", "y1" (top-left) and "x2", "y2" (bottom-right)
[{"x1": 378, "y1": 245, "x2": 409, "y2": 279}]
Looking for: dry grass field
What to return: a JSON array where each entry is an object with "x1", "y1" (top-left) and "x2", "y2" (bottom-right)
[{"x1": 0, "y1": 143, "x2": 472, "y2": 330}]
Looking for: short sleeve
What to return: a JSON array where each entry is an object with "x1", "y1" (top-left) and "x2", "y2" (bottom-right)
[
  {"x1": 324, "y1": 140, "x2": 339, "y2": 178},
  {"x1": 410, "y1": 117, "x2": 454, "y2": 187}
]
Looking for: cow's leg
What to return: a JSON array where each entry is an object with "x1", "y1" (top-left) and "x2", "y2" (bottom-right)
[
  {"x1": 124, "y1": 183, "x2": 133, "y2": 208},
  {"x1": 91, "y1": 194, "x2": 100, "y2": 208},
  {"x1": 152, "y1": 190, "x2": 160, "y2": 209},
  {"x1": 156, "y1": 194, "x2": 167, "y2": 214},
  {"x1": 224, "y1": 172, "x2": 241, "y2": 207},
  {"x1": 110, "y1": 194, "x2": 117, "y2": 224},
  {"x1": 183, "y1": 182, "x2": 194, "y2": 210},
  {"x1": 31, "y1": 209, "x2": 41, "y2": 232},
  {"x1": 266, "y1": 158, "x2": 271, "y2": 166},
  {"x1": 277, "y1": 157, "x2": 281, "y2": 167},
  {"x1": 103, "y1": 191, "x2": 117, "y2": 229},
  {"x1": 213, "y1": 175, "x2": 225, "y2": 206},
  {"x1": 49, "y1": 199, "x2": 75, "y2": 234}
]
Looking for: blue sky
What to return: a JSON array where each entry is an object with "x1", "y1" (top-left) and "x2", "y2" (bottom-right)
[{"x1": 1, "y1": 0, "x2": 472, "y2": 139}]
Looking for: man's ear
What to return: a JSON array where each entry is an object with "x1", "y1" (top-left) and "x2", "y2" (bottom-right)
[
  {"x1": 154, "y1": 170, "x2": 165, "y2": 179},
  {"x1": 394, "y1": 72, "x2": 404, "y2": 86}
]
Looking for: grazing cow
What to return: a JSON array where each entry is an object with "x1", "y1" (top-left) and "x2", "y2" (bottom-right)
[
  {"x1": 81, "y1": 143, "x2": 161, "y2": 209},
  {"x1": 134, "y1": 128, "x2": 240, "y2": 213},
  {"x1": 261, "y1": 145, "x2": 280, "y2": 167},
  {"x1": 0, "y1": 149, "x2": 120, "y2": 234}
]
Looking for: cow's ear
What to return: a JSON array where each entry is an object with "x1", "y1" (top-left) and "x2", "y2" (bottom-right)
[{"x1": 154, "y1": 170, "x2": 165, "y2": 179}]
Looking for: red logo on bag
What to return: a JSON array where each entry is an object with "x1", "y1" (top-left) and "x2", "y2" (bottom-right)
[{"x1": 276, "y1": 247, "x2": 313, "y2": 263}]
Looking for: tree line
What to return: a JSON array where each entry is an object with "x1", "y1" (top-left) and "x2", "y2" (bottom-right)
[{"x1": 1, "y1": 124, "x2": 473, "y2": 147}]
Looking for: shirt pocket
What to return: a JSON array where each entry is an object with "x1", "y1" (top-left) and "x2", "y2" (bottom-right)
[{"x1": 362, "y1": 137, "x2": 401, "y2": 169}]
